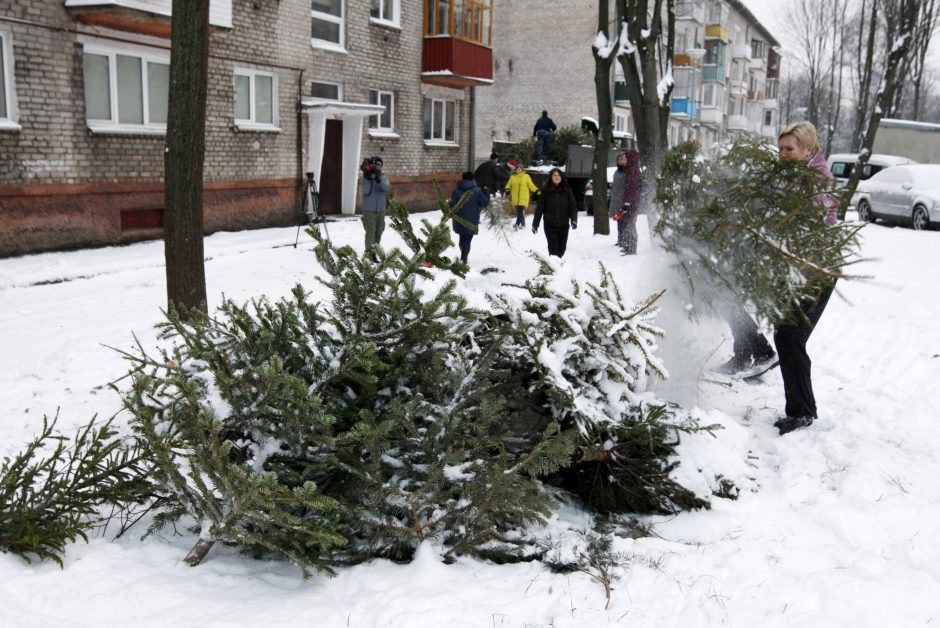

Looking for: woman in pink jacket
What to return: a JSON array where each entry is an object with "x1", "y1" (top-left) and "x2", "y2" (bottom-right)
[{"x1": 773, "y1": 121, "x2": 838, "y2": 435}]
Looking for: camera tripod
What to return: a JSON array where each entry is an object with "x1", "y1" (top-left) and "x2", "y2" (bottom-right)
[{"x1": 294, "y1": 171, "x2": 330, "y2": 247}]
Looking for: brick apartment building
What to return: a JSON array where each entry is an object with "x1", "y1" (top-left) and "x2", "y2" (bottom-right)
[{"x1": 0, "y1": 0, "x2": 494, "y2": 256}]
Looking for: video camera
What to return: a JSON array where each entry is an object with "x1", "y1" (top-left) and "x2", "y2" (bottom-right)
[{"x1": 360, "y1": 156, "x2": 383, "y2": 181}]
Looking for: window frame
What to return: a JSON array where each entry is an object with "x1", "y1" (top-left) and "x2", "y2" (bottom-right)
[
  {"x1": 0, "y1": 30, "x2": 20, "y2": 131},
  {"x1": 81, "y1": 40, "x2": 170, "y2": 135},
  {"x1": 423, "y1": 96, "x2": 458, "y2": 145},
  {"x1": 233, "y1": 67, "x2": 279, "y2": 131},
  {"x1": 312, "y1": 0, "x2": 346, "y2": 51},
  {"x1": 370, "y1": 0, "x2": 401, "y2": 27},
  {"x1": 368, "y1": 88, "x2": 396, "y2": 135},
  {"x1": 309, "y1": 80, "x2": 343, "y2": 102}
]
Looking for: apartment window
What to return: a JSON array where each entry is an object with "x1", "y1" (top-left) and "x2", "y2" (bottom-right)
[
  {"x1": 371, "y1": 0, "x2": 400, "y2": 26},
  {"x1": 614, "y1": 111, "x2": 628, "y2": 134},
  {"x1": 764, "y1": 110, "x2": 774, "y2": 126},
  {"x1": 751, "y1": 39, "x2": 765, "y2": 60},
  {"x1": 368, "y1": 89, "x2": 394, "y2": 131},
  {"x1": 310, "y1": 81, "x2": 341, "y2": 101},
  {"x1": 82, "y1": 43, "x2": 169, "y2": 133},
  {"x1": 312, "y1": 0, "x2": 344, "y2": 49},
  {"x1": 0, "y1": 31, "x2": 19, "y2": 129},
  {"x1": 703, "y1": 83, "x2": 723, "y2": 108},
  {"x1": 234, "y1": 69, "x2": 277, "y2": 129},
  {"x1": 765, "y1": 79, "x2": 778, "y2": 99},
  {"x1": 423, "y1": 97, "x2": 457, "y2": 143},
  {"x1": 704, "y1": 40, "x2": 725, "y2": 66}
]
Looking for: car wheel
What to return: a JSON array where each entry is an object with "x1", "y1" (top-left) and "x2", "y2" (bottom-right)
[
  {"x1": 857, "y1": 199, "x2": 873, "y2": 222},
  {"x1": 911, "y1": 205, "x2": 930, "y2": 231}
]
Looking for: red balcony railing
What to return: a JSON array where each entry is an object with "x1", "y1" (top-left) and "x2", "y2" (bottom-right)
[{"x1": 422, "y1": 0, "x2": 493, "y2": 88}]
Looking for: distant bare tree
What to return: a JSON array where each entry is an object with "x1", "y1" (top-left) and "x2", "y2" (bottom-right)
[
  {"x1": 904, "y1": 0, "x2": 939, "y2": 119},
  {"x1": 783, "y1": 0, "x2": 846, "y2": 129},
  {"x1": 839, "y1": 0, "x2": 920, "y2": 219}
]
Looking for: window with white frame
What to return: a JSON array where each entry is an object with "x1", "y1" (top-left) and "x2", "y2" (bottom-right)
[
  {"x1": 0, "y1": 30, "x2": 19, "y2": 129},
  {"x1": 368, "y1": 89, "x2": 394, "y2": 131},
  {"x1": 82, "y1": 42, "x2": 169, "y2": 133},
  {"x1": 614, "y1": 111, "x2": 628, "y2": 135},
  {"x1": 310, "y1": 81, "x2": 341, "y2": 101},
  {"x1": 234, "y1": 68, "x2": 277, "y2": 128},
  {"x1": 312, "y1": 0, "x2": 344, "y2": 49},
  {"x1": 423, "y1": 97, "x2": 457, "y2": 143},
  {"x1": 703, "y1": 83, "x2": 723, "y2": 108},
  {"x1": 370, "y1": 0, "x2": 400, "y2": 26}
]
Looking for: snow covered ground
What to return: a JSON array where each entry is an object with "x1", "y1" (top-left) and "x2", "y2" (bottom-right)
[{"x1": 2, "y1": 212, "x2": 939, "y2": 626}]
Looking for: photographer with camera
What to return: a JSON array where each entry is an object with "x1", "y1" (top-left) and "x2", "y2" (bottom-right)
[{"x1": 359, "y1": 156, "x2": 391, "y2": 261}]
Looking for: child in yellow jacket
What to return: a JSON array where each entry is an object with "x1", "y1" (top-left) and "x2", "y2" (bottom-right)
[{"x1": 505, "y1": 164, "x2": 539, "y2": 229}]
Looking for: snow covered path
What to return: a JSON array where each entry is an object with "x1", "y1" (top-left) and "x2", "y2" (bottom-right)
[{"x1": 1, "y1": 214, "x2": 938, "y2": 626}]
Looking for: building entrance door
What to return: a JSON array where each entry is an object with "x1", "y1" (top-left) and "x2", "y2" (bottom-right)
[{"x1": 318, "y1": 119, "x2": 344, "y2": 214}]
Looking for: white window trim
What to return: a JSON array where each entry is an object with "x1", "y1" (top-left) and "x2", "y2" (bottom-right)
[
  {"x1": 309, "y1": 80, "x2": 343, "y2": 102},
  {"x1": 81, "y1": 40, "x2": 170, "y2": 135},
  {"x1": 0, "y1": 30, "x2": 21, "y2": 131},
  {"x1": 312, "y1": 1, "x2": 345, "y2": 51},
  {"x1": 424, "y1": 97, "x2": 458, "y2": 145},
  {"x1": 370, "y1": 0, "x2": 401, "y2": 28},
  {"x1": 234, "y1": 68, "x2": 280, "y2": 131},
  {"x1": 368, "y1": 89, "x2": 394, "y2": 133}
]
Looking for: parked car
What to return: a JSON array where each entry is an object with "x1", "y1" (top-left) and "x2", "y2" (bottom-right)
[
  {"x1": 827, "y1": 153, "x2": 918, "y2": 188},
  {"x1": 851, "y1": 164, "x2": 940, "y2": 230}
]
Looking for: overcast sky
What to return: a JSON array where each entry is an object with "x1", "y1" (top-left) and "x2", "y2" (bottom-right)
[{"x1": 741, "y1": 0, "x2": 940, "y2": 82}]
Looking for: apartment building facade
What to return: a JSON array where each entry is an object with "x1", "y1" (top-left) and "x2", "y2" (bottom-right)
[
  {"x1": 0, "y1": 0, "x2": 494, "y2": 256},
  {"x1": 474, "y1": 0, "x2": 780, "y2": 165}
]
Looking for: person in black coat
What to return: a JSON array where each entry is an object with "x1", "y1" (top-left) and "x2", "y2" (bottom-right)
[
  {"x1": 532, "y1": 168, "x2": 578, "y2": 258},
  {"x1": 532, "y1": 110, "x2": 557, "y2": 163},
  {"x1": 450, "y1": 171, "x2": 490, "y2": 264},
  {"x1": 473, "y1": 153, "x2": 500, "y2": 194}
]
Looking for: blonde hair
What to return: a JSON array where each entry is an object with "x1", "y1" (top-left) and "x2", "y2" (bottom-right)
[{"x1": 778, "y1": 121, "x2": 820, "y2": 154}]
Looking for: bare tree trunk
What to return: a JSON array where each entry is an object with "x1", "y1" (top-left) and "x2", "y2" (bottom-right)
[
  {"x1": 910, "y1": 0, "x2": 939, "y2": 119},
  {"x1": 839, "y1": 0, "x2": 918, "y2": 219},
  {"x1": 851, "y1": 0, "x2": 877, "y2": 152},
  {"x1": 592, "y1": 0, "x2": 616, "y2": 236},
  {"x1": 616, "y1": 0, "x2": 675, "y2": 227},
  {"x1": 164, "y1": 0, "x2": 209, "y2": 320}
]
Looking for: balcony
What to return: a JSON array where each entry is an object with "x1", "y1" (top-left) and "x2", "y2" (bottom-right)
[
  {"x1": 728, "y1": 114, "x2": 747, "y2": 130},
  {"x1": 730, "y1": 77, "x2": 746, "y2": 96},
  {"x1": 422, "y1": 0, "x2": 493, "y2": 88},
  {"x1": 749, "y1": 56, "x2": 766, "y2": 72},
  {"x1": 676, "y1": 0, "x2": 705, "y2": 23},
  {"x1": 702, "y1": 65, "x2": 726, "y2": 82},
  {"x1": 764, "y1": 97, "x2": 778, "y2": 110},
  {"x1": 762, "y1": 124, "x2": 777, "y2": 138},
  {"x1": 732, "y1": 43, "x2": 750, "y2": 60},
  {"x1": 64, "y1": 0, "x2": 232, "y2": 37},
  {"x1": 699, "y1": 107, "x2": 723, "y2": 125},
  {"x1": 670, "y1": 97, "x2": 699, "y2": 119},
  {"x1": 705, "y1": 24, "x2": 729, "y2": 42}
]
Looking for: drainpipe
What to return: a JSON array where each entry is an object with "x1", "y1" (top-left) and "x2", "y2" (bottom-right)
[
  {"x1": 468, "y1": 86, "x2": 476, "y2": 171},
  {"x1": 297, "y1": 69, "x2": 305, "y2": 223}
]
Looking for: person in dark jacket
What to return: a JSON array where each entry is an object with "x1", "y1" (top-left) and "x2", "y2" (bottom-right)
[
  {"x1": 532, "y1": 110, "x2": 557, "y2": 163},
  {"x1": 360, "y1": 157, "x2": 391, "y2": 260},
  {"x1": 473, "y1": 153, "x2": 500, "y2": 194},
  {"x1": 451, "y1": 171, "x2": 490, "y2": 264},
  {"x1": 772, "y1": 121, "x2": 838, "y2": 436},
  {"x1": 532, "y1": 168, "x2": 578, "y2": 258}
]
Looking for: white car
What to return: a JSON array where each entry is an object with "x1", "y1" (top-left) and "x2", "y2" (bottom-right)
[
  {"x1": 851, "y1": 164, "x2": 940, "y2": 230},
  {"x1": 827, "y1": 153, "x2": 918, "y2": 188}
]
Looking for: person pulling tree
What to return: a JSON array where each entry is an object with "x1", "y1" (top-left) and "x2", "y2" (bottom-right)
[{"x1": 450, "y1": 171, "x2": 490, "y2": 265}]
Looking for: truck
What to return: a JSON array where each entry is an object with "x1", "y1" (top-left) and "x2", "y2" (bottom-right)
[{"x1": 872, "y1": 118, "x2": 940, "y2": 164}]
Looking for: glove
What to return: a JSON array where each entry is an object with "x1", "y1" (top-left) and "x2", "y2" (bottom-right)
[
  {"x1": 532, "y1": 226, "x2": 538, "y2": 234},
  {"x1": 612, "y1": 211, "x2": 623, "y2": 221},
  {"x1": 570, "y1": 220, "x2": 577, "y2": 230}
]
